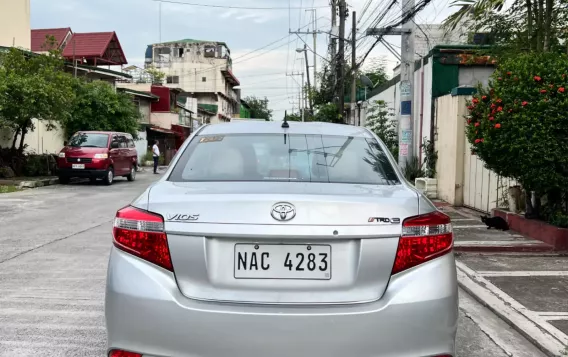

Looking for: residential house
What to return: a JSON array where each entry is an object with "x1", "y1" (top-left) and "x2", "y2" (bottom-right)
[
  {"x1": 117, "y1": 82, "x2": 194, "y2": 164},
  {"x1": 145, "y1": 39, "x2": 241, "y2": 124},
  {"x1": 31, "y1": 28, "x2": 131, "y2": 85},
  {"x1": 0, "y1": 23, "x2": 133, "y2": 154},
  {"x1": 238, "y1": 99, "x2": 252, "y2": 119}
]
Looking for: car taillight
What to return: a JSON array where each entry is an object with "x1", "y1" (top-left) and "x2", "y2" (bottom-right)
[
  {"x1": 113, "y1": 206, "x2": 173, "y2": 271},
  {"x1": 109, "y1": 350, "x2": 142, "y2": 357},
  {"x1": 392, "y1": 211, "x2": 453, "y2": 275}
]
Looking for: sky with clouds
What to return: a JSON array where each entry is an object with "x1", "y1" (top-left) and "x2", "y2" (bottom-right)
[{"x1": 30, "y1": 0, "x2": 458, "y2": 120}]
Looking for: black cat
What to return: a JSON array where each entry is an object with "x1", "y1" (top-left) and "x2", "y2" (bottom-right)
[{"x1": 481, "y1": 215, "x2": 509, "y2": 231}]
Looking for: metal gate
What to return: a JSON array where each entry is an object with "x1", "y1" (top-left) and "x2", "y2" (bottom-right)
[{"x1": 463, "y1": 140, "x2": 515, "y2": 213}]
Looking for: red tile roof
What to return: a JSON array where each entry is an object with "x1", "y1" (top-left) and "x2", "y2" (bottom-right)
[
  {"x1": 31, "y1": 28, "x2": 72, "y2": 52},
  {"x1": 62, "y1": 32, "x2": 127, "y2": 65}
]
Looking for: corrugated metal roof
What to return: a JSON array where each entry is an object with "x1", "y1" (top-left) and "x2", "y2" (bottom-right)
[
  {"x1": 62, "y1": 32, "x2": 114, "y2": 57},
  {"x1": 31, "y1": 28, "x2": 72, "y2": 52},
  {"x1": 62, "y1": 32, "x2": 127, "y2": 65}
]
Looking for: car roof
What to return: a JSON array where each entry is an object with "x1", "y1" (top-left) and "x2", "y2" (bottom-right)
[
  {"x1": 199, "y1": 121, "x2": 374, "y2": 138},
  {"x1": 76, "y1": 131, "x2": 131, "y2": 136}
]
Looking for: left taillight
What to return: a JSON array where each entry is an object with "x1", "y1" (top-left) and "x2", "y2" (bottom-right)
[
  {"x1": 391, "y1": 211, "x2": 453, "y2": 275},
  {"x1": 109, "y1": 350, "x2": 142, "y2": 357},
  {"x1": 113, "y1": 206, "x2": 173, "y2": 271}
]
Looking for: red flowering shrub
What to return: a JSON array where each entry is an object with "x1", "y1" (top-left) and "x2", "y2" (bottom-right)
[{"x1": 465, "y1": 53, "x2": 568, "y2": 206}]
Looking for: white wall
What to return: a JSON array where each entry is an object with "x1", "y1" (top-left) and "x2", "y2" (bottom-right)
[
  {"x1": 459, "y1": 67, "x2": 495, "y2": 87},
  {"x1": 151, "y1": 112, "x2": 179, "y2": 129},
  {"x1": 135, "y1": 130, "x2": 148, "y2": 164},
  {"x1": 0, "y1": 119, "x2": 65, "y2": 154},
  {"x1": 0, "y1": 0, "x2": 30, "y2": 49},
  {"x1": 366, "y1": 59, "x2": 433, "y2": 164},
  {"x1": 117, "y1": 83, "x2": 152, "y2": 92},
  {"x1": 138, "y1": 100, "x2": 151, "y2": 124},
  {"x1": 434, "y1": 94, "x2": 467, "y2": 205}
]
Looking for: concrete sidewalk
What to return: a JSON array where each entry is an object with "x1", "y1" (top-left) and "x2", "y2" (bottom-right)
[
  {"x1": 441, "y1": 205, "x2": 554, "y2": 253},
  {"x1": 457, "y1": 253, "x2": 568, "y2": 356},
  {"x1": 438, "y1": 204, "x2": 567, "y2": 355}
]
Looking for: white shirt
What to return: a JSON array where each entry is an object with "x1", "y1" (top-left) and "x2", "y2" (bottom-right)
[{"x1": 152, "y1": 144, "x2": 160, "y2": 157}]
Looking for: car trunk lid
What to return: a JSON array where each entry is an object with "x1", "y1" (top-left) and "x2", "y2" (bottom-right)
[{"x1": 145, "y1": 181, "x2": 419, "y2": 304}]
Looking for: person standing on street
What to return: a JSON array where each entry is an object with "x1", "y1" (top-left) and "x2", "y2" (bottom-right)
[{"x1": 152, "y1": 140, "x2": 160, "y2": 174}]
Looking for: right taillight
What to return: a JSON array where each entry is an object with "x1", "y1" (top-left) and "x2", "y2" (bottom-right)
[
  {"x1": 113, "y1": 206, "x2": 173, "y2": 271},
  {"x1": 392, "y1": 211, "x2": 453, "y2": 275}
]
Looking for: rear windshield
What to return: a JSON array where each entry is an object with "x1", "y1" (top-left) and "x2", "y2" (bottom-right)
[
  {"x1": 68, "y1": 133, "x2": 109, "y2": 148},
  {"x1": 169, "y1": 134, "x2": 400, "y2": 185}
]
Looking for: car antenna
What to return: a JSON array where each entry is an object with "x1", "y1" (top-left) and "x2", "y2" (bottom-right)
[{"x1": 282, "y1": 110, "x2": 290, "y2": 128}]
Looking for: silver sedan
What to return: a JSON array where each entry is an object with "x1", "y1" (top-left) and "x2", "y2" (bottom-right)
[{"x1": 105, "y1": 121, "x2": 458, "y2": 357}]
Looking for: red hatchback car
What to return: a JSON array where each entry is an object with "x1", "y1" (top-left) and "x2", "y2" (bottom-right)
[{"x1": 57, "y1": 131, "x2": 138, "y2": 185}]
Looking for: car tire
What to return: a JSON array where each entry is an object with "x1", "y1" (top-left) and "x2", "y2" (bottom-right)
[
  {"x1": 103, "y1": 167, "x2": 114, "y2": 186},
  {"x1": 126, "y1": 165, "x2": 136, "y2": 182},
  {"x1": 58, "y1": 175, "x2": 70, "y2": 185}
]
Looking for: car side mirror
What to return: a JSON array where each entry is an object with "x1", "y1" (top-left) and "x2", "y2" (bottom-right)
[{"x1": 111, "y1": 142, "x2": 120, "y2": 149}]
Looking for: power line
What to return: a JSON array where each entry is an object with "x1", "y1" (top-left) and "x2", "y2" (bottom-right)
[
  {"x1": 237, "y1": 72, "x2": 288, "y2": 78},
  {"x1": 151, "y1": 0, "x2": 329, "y2": 10},
  {"x1": 357, "y1": 0, "x2": 433, "y2": 69}
]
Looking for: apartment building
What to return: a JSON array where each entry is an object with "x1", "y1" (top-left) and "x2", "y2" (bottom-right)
[{"x1": 145, "y1": 38, "x2": 241, "y2": 124}]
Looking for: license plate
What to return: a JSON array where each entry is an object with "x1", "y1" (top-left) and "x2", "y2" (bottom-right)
[
  {"x1": 72, "y1": 164, "x2": 85, "y2": 169},
  {"x1": 234, "y1": 244, "x2": 331, "y2": 280}
]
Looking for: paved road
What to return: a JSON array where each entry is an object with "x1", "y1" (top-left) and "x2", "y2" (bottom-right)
[{"x1": 0, "y1": 174, "x2": 546, "y2": 357}]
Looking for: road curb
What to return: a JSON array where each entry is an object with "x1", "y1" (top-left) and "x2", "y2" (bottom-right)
[
  {"x1": 454, "y1": 242, "x2": 555, "y2": 253},
  {"x1": 18, "y1": 177, "x2": 59, "y2": 189},
  {"x1": 456, "y1": 261, "x2": 568, "y2": 357}
]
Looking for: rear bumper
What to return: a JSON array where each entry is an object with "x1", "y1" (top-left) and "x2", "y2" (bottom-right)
[
  {"x1": 105, "y1": 249, "x2": 458, "y2": 357},
  {"x1": 58, "y1": 168, "x2": 107, "y2": 178}
]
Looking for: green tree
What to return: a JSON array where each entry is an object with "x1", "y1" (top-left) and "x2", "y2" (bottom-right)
[
  {"x1": 63, "y1": 80, "x2": 140, "y2": 138},
  {"x1": 0, "y1": 48, "x2": 75, "y2": 152},
  {"x1": 310, "y1": 61, "x2": 389, "y2": 123},
  {"x1": 244, "y1": 96, "x2": 272, "y2": 120},
  {"x1": 444, "y1": 0, "x2": 568, "y2": 53},
  {"x1": 285, "y1": 112, "x2": 302, "y2": 122},
  {"x1": 361, "y1": 59, "x2": 389, "y2": 88},
  {"x1": 465, "y1": 53, "x2": 568, "y2": 219},
  {"x1": 145, "y1": 65, "x2": 166, "y2": 84},
  {"x1": 365, "y1": 100, "x2": 398, "y2": 157}
]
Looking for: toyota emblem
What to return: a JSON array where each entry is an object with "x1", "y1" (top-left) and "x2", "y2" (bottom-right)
[{"x1": 271, "y1": 203, "x2": 296, "y2": 221}]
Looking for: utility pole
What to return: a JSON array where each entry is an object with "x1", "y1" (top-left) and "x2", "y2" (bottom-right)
[
  {"x1": 305, "y1": 9, "x2": 318, "y2": 90},
  {"x1": 287, "y1": 72, "x2": 304, "y2": 121},
  {"x1": 313, "y1": 14, "x2": 318, "y2": 90},
  {"x1": 337, "y1": 0, "x2": 347, "y2": 123},
  {"x1": 350, "y1": 11, "x2": 357, "y2": 126},
  {"x1": 330, "y1": 1, "x2": 337, "y2": 63},
  {"x1": 301, "y1": 69, "x2": 306, "y2": 121},
  {"x1": 398, "y1": 0, "x2": 416, "y2": 166},
  {"x1": 302, "y1": 45, "x2": 314, "y2": 115},
  {"x1": 366, "y1": 1, "x2": 416, "y2": 166}
]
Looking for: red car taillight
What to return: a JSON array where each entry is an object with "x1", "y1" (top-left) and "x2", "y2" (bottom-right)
[
  {"x1": 109, "y1": 350, "x2": 142, "y2": 357},
  {"x1": 392, "y1": 211, "x2": 453, "y2": 275},
  {"x1": 113, "y1": 206, "x2": 173, "y2": 271}
]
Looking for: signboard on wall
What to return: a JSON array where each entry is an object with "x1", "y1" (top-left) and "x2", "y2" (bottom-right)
[
  {"x1": 401, "y1": 130, "x2": 412, "y2": 144},
  {"x1": 400, "y1": 80, "x2": 411, "y2": 97},
  {"x1": 400, "y1": 144, "x2": 409, "y2": 157}
]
